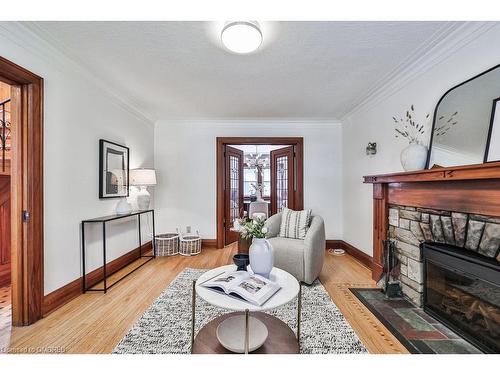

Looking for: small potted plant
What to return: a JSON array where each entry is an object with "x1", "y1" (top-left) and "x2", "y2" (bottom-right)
[{"x1": 240, "y1": 217, "x2": 273, "y2": 278}]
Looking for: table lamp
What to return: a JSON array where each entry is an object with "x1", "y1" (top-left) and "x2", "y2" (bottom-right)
[{"x1": 130, "y1": 168, "x2": 157, "y2": 210}]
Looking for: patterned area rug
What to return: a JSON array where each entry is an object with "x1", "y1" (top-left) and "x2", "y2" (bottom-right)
[{"x1": 114, "y1": 268, "x2": 367, "y2": 354}]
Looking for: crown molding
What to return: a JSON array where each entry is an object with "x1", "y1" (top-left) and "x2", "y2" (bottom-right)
[
  {"x1": 0, "y1": 22, "x2": 155, "y2": 127},
  {"x1": 341, "y1": 21, "x2": 497, "y2": 120},
  {"x1": 155, "y1": 117, "x2": 343, "y2": 128}
]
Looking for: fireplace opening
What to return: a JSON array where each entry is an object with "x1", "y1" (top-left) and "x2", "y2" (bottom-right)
[{"x1": 422, "y1": 243, "x2": 500, "y2": 353}]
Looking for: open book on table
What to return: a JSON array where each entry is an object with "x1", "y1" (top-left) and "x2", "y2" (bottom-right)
[{"x1": 201, "y1": 270, "x2": 281, "y2": 306}]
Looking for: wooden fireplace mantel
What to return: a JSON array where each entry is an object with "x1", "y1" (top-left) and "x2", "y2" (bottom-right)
[
  {"x1": 363, "y1": 162, "x2": 500, "y2": 282},
  {"x1": 363, "y1": 161, "x2": 500, "y2": 183}
]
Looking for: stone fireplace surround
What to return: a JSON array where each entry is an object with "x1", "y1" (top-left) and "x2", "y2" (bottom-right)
[
  {"x1": 364, "y1": 161, "x2": 500, "y2": 307},
  {"x1": 387, "y1": 204, "x2": 500, "y2": 306}
]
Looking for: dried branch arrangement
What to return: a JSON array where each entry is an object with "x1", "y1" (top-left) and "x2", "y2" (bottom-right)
[{"x1": 393, "y1": 105, "x2": 429, "y2": 144}]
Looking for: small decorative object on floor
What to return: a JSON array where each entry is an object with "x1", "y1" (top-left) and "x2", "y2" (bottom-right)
[
  {"x1": 115, "y1": 198, "x2": 132, "y2": 214},
  {"x1": 381, "y1": 240, "x2": 402, "y2": 298},
  {"x1": 130, "y1": 168, "x2": 157, "y2": 210},
  {"x1": 328, "y1": 248, "x2": 345, "y2": 256},
  {"x1": 241, "y1": 217, "x2": 274, "y2": 278},
  {"x1": 179, "y1": 230, "x2": 202, "y2": 256},
  {"x1": 155, "y1": 233, "x2": 180, "y2": 256},
  {"x1": 393, "y1": 105, "x2": 429, "y2": 171},
  {"x1": 233, "y1": 254, "x2": 250, "y2": 271}
]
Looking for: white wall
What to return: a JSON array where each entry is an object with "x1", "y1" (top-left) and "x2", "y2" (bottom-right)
[
  {"x1": 342, "y1": 24, "x2": 500, "y2": 256},
  {"x1": 0, "y1": 24, "x2": 155, "y2": 294},
  {"x1": 154, "y1": 120, "x2": 343, "y2": 240}
]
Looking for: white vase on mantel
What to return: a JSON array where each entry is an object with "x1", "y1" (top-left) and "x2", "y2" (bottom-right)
[
  {"x1": 400, "y1": 141, "x2": 428, "y2": 171},
  {"x1": 249, "y1": 238, "x2": 274, "y2": 279}
]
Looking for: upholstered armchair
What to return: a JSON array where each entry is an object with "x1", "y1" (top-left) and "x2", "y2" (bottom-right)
[{"x1": 264, "y1": 212, "x2": 325, "y2": 284}]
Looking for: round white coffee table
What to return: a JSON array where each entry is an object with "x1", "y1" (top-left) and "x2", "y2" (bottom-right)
[{"x1": 192, "y1": 265, "x2": 301, "y2": 354}]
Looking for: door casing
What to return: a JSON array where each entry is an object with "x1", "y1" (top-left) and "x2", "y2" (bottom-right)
[
  {"x1": 270, "y1": 145, "x2": 295, "y2": 215},
  {"x1": 216, "y1": 137, "x2": 303, "y2": 249},
  {"x1": 0, "y1": 56, "x2": 44, "y2": 326},
  {"x1": 223, "y1": 145, "x2": 244, "y2": 246}
]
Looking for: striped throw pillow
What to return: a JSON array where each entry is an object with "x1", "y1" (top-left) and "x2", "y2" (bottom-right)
[{"x1": 279, "y1": 208, "x2": 312, "y2": 239}]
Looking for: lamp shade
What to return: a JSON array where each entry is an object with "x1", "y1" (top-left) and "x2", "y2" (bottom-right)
[{"x1": 130, "y1": 168, "x2": 157, "y2": 186}]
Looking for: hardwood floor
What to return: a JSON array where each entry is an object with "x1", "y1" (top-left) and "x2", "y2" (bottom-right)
[
  {"x1": 0, "y1": 246, "x2": 408, "y2": 354},
  {"x1": 0, "y1": 285, "x2": 11, "y2": 351}
]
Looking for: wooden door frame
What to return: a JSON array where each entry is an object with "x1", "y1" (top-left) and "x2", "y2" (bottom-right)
[
  {"x1": 270, "y1": 145, "x2": 295, "y2": 215},
  {"x1": 223, "y1": 146, "x2": 244, "y2": 246},
  {"x1": 216, "y1": 137, "x2": 303, "y2": 249},
  {"x1": 0, "y1": 56, "x2": 44, "y2": 326}
]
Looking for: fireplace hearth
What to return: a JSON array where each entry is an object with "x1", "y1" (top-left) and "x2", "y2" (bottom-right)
[{"x1": 422, "y1": 243, "x2": 500, "y2": 353}]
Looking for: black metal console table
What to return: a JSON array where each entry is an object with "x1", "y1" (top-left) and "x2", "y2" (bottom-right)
[{"x1": 81, "y1": 209, "x2": 156, "y2": 293}]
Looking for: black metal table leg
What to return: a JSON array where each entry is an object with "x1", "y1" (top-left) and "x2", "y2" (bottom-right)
[
  {"x1": 152, "y1": 211, "x2": 156, "y2": 257},
  {"x1": 82, "y1": 222, "x2": 86, "y2": 293},
  {"x1": 103, "y1": 221, "x2": 107, "y2": 293},
  {"x1": 138, "y1": 213, "x2": 142, "y2": 257}
]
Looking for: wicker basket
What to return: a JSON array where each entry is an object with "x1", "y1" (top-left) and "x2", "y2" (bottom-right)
[
  {"x1": 179, "y1": 231, "x2": 202, "y2": 256},
  {"x1": 155, "y1": 233, "x2": 179, "y2": 256}
]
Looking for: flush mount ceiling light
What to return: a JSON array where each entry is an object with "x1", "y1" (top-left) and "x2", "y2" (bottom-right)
[{"x1": 221, "y1": 21, "x2": 262, "y2": 54}]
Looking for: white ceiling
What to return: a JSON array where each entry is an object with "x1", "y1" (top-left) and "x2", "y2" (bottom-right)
[{"x1": 26, "y1": 21, "x2": 459, "y2": 121}]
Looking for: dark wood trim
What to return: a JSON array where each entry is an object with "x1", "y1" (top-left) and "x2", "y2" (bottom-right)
[
  {"x1": 223, "y1": 146, "x2": 244, "y2": 246},
  {"x1": 387, "y1": 180, "x2": 500, "y2": 217},
  {"x1": 363, "y1": 161, "x2": 500, "y2": 184},
  {"x1": 0, "y1": 265, "x2": 9, "y2": 286},
  {"x1": 0, "y1": 159, "x2": 10, "y2": 176},
  {"x1": 372, "y1": 184, "x2": 388, "y2": 282},
  {"x1": 42, "y1": 278, "x2": 81, "y2": 317},
  {"x1": 43, "y1": 241, "x2": 152, "y2": 316},
  {"x1": 325, "y1": 239, "x2": 344, "y2": 250},
  {"x1": 201, "y1": 239, "x2": 217, "y2": 249},
  {"x1": 216, "y1": 137, "x2": 304, "y2": 249},
  {"x1": 0, "y1": 175, "x2": 10, "y2": 287},
  {"x1": 325, "y1": 240, "x2": 373, "y2": 270},
  {"x1": 0, "y1": 56, "x2": 44, "y2": 326},
  {"x1": 270, "y1": 145, "x2": 295, "y2": 215}
]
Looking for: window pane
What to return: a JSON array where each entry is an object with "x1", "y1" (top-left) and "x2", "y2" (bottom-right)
[
  {"x1": 244, "y1": 168, "x2": 256, "y2": 182},
  {"x1": 263, "y1": 167, "x2": 270, "y2": 181},
  {"x1": 262, "y1": 181, "x2": 270, "y2": 197},
  {"x1": 244, "y1": 181, "x2": 255, "y2": 196},
  {"x1": 230, "y1": 155, "x2": 240, "y2": 222},
  {"x1": 276, "y1": 156, "x2": 288, "y2": 212}
]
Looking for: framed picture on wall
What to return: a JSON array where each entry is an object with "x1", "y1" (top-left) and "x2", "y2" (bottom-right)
[
  {"x1": 99, "y1": 139, "x2": 129, "y2": 198},
  {"x1": 485, "y1": 97, "x2": 500, "y2": 163}
]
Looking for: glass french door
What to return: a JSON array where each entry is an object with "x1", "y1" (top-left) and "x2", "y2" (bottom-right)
[
  {"x1": 224, "y1": 146, "x2": 244, "y2": 245},
  {"x1": 270, "y1": 146, "x2": 295, "y2": 215}
]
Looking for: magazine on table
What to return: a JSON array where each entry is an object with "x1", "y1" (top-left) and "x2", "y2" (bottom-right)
[{"x1": 201, "y1": 270, "x2": 281, "y2": 306}]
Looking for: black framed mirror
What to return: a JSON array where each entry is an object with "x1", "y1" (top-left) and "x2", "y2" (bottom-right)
[
  {"x1": 426, "y1": 64, "x2": 500, "y2": 169},
  {"x1": 485, "y1": 96, "x2": 500, "y2": 163}
]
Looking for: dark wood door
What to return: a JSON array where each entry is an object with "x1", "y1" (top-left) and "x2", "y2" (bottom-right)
[
  {"x1": 271, "y1": 146, "x2": 295, "y2": 215},
  {"x1": 224, "y1": 146, "x2": 244, "y2": 246},
  {"x1": 0, "y1": 175, "x2": 10, "y2": 287}
]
